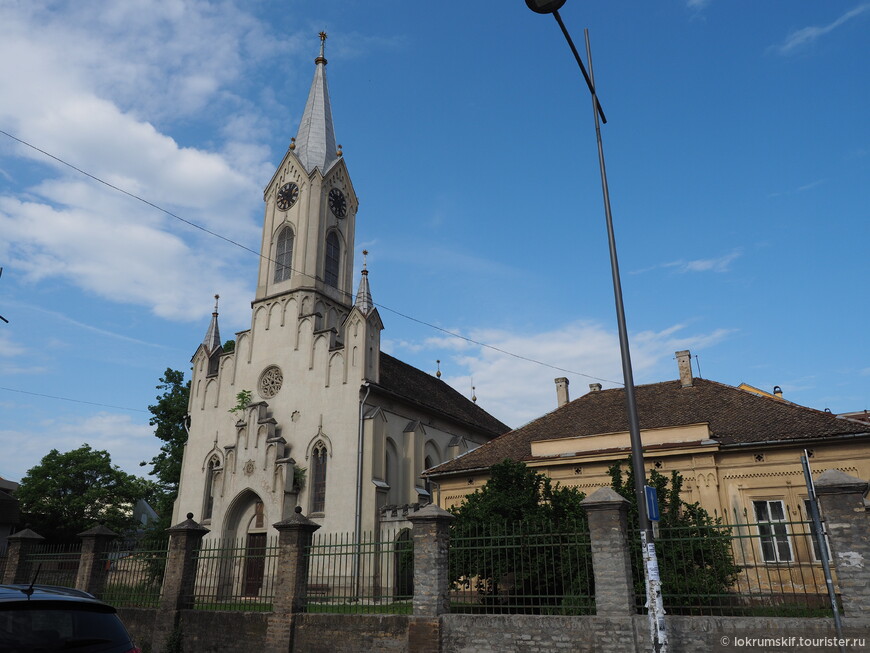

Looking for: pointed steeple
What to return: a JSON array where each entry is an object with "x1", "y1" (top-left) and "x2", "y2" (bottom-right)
[
  {"x1": 354, "y1": 250, "x2": 373, "y2": 315},
  {"x1": 293, "y1": 32, "x2": 338, "y2": 174},
  {"x1": 202, "y1": 294, "x2": 221, "y2": 353}
]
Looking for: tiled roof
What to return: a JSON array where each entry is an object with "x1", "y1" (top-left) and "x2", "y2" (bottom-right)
[
  {"x1": 374, "y1": 353, "x2": 509, "y2": 438},
  {"x1": 428, "y1": 378, "x2": 869, "y2": 476}
]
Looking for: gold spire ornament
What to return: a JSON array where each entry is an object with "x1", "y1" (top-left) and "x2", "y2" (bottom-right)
[{"x1": 316, "y1": 31, "x2": 328, "y2": 65}]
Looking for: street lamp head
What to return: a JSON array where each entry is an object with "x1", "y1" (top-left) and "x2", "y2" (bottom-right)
[{"x1": 525, "y1": 0, "x2": 567, "y2": 14}]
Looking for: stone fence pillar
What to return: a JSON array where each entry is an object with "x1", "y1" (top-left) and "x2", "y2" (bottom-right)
[
  {"x1": 2, "y1": 528, "x2": 44, "y2": 584},
  {"x1": 407, "y1": 504, "x2": 454, "y2": 653},
  {"x1": 264, "y1": 506, "x2": 320, "y2": 653},
  {"x1": 408, "y1": 504, "x2": 454, "y2": 617},
  {"x1": 815, "y1": 469, "x2": 870, "y2": 620},
  {"x1": 581, "y1": 487, "x2": 635, "y2": 616},
  {"x1": 75, "y1": 524, "x2": 118, "y2": 597},
  {"x1": 152, "y1": 513, "x2": 209, "y2": 653}
]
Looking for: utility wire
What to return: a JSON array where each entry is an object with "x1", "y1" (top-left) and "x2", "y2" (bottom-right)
[
  {"x1": 0, "y1": 129, "x2": 624, "y2": 386},
  {"x1": 0, "y1": 386, "x2": 148, "y2": 413}
]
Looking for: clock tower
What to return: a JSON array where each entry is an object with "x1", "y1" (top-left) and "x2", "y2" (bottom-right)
[
  {"x1": 175, "y1": 33, "x2": 506, "y2": 553},
  {"x1": 255, "y1": 32, "x2": 358, "y2": 326}
]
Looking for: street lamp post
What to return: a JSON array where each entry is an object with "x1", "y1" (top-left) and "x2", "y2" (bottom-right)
[{"x1": 525, "y1": 2, "x2": 667, "y2": 651}]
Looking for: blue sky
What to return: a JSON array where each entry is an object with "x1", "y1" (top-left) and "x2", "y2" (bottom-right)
[{"x1": 1, "y1": 1, "x2": 868, "y2": 483}]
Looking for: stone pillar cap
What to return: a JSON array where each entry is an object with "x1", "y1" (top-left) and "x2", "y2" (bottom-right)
[
  {"x1": 166, "y1": 513, "x2": 210, "y2": 534},
  {"x1": 581, "y1": 487, "x2": 630, "y2": 510},
  {"x1": 77, "y1": 524, "x2": 119, "y2": 538},
  {"x1": 273, "y1": 506, "x2": 321, "y2": 532},
  {"x1": 815, "y1": 469, "x2": 869, "y2": 496},
  {"x1": 406, "y1": 503, "x2": 455, "y2": 523},
  {"x1": 8, "y1": 528, "x2": 45, "y2": 542}
]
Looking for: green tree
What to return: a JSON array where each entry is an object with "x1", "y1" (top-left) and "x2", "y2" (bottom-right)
[
  {"x1": 144, "y1": 368, "x2": 190, "y2": 527},
  {"x1": 448, "y1": 459, "x2": 590, "y2": 613},
  {"x1": 17, "y1": 445, "x2": 148, "y2": 542},
  {"x1": 607, "y1": 460, "x2": 741, "y2": 612}
]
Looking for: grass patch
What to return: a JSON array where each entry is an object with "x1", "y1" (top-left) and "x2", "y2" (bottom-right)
[{"x1": 101, "y1": 584, "x2": 162, "y2": 609}]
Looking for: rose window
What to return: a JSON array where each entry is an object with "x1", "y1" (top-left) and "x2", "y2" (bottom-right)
[{"x1": 258, "y1": 366, "x2": 283, "y2": 398}]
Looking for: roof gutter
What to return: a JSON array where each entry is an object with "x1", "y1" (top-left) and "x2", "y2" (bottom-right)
[{"x1": 720, "y1": 431, "x2": 870, "y2": 450}]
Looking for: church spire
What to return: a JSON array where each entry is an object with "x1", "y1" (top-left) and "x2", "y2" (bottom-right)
[
  {"x1": 202, "y1": 294, "x2": 221, "y2": 353},
  {"x1": 354, "y1": 250, "x2": 373, "y2": 315},
  {"x1": 293, "y1": 32, "x2": 338, "y2": 174}
]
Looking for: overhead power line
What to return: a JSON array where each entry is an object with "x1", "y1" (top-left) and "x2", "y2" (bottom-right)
[
  {"x1": 0, "y1": 129, "x2": 624, "y2": 386},
  {"x1": 0, "y1": 386, "x2": 148, "y2": 413}
]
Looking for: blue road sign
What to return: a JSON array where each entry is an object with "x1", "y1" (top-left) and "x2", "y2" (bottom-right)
[{"x1": 645, "y1": 485, "x2": 660, "y2": 522}]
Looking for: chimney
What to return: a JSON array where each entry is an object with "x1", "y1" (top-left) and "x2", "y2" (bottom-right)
[
  {"x1": 676, "y1": 350, "x2": 693, "y2": 387},
  {"x1": 589, "y1": 383, "x2": 602, "y2": 392},
  {"x1": 555, "y1": 377, "x2": 570, "y2": 407},
  {"x1": 773, "y1": 385, "x2": 783, "y2": 399}
]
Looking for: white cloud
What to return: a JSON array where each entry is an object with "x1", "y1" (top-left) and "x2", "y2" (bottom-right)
[
  {"x1": 0, "y1": 411, "x2": 156, "y2": 482},
  {"x1": 768, "y1": 179, "x2": 826, "y2": 198},
  {"x1": 396, "y1": 321, "x2": 733, "y2": 428},
  {"x1": 633, "y1": 249, "x2": 741, "y2": 275},
  {"x1": 0, "y1": 332, "x2": 27, "y2": 358},
  {"x1": 774, "y1": 5, "x2": 870, "y2": 55},
  {"x1": 0, "y1": 1, "x2": 289, "y2": 326}
]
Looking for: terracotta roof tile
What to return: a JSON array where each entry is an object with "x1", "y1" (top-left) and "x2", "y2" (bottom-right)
[{"x1": 428, "y1": 378, "x2": 869, "y2": 476}]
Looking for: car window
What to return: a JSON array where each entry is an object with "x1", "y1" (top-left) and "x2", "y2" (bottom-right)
[{"x1": 0, "y1": 605, "x2": 132, "y2": 652}]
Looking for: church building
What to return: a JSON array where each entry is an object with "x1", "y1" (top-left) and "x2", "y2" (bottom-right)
[{"x1": 172, "y1": 34, "x2": 507, "y2": 547}]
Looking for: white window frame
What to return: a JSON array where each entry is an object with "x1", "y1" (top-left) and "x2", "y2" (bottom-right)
[{"x1": 752, "y1": 499, "x2": 793, "y2": 563}]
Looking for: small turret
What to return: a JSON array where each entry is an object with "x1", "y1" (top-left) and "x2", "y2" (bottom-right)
[
  {"x1": 354, "y1": 250, "x2": 373, "y2": 315},
  {"x1": 202, "y1": 294, "x2": 221, "y2": 353}
]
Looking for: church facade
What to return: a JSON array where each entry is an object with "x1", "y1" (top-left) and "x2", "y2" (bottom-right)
[{"x1": 172, "y1": 35, "x2": 507, "y2": 549}]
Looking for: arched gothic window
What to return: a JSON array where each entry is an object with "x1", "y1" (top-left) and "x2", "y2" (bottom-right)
[
  {"x1": 324, "y1": 232, "x2": 340, "y2": 288},
  {"x1": 310, "y1": 442, "x2": 328, "y2": 514},
  {"x1": 203, "y1": 457, "x2": 219, "y2": 520},
  {"x1": 274, "y1": 227, "x2": 294, "y2": 283}
]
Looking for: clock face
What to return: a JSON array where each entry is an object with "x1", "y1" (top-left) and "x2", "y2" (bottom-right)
[
  {"x1": 328, "y1": 188, "x2": 347, "y2": 218},
  {"x1": 276, "y1": 182, "x2": 299, "y2": 211}
]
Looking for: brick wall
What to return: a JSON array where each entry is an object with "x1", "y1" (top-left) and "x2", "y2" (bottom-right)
[{"x1": 293, "y1": 614, "x2": 410, "y2": 653}]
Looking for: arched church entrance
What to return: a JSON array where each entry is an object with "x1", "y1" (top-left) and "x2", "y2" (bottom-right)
[{"x1": 223, "y1": 489, "x2": 268, "y2": 598}]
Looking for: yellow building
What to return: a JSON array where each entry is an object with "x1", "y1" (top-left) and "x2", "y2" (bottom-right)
[{"x1": 428, "y1": 350, "x2": 870, "y2": 576}]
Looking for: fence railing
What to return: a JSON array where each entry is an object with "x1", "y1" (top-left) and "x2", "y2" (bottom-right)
[
  {"x1": 100, "y1": 537, "x2": 170, "y2": 608},
  {"x1": 25, "y1": 542, "x2": 81, "y2": 587},
  {"x1": 632, "y1": 508, "x2": 839, "y2": 617},
  {"x1": 448, "y1": 519, "x2": 594, "y2": 615},
  {"x1": 187, "y1": 535, "x2": 279, "y2": 611},
  {"x1": 305, "y1": 528, "x2": 413, "y2": 614}
]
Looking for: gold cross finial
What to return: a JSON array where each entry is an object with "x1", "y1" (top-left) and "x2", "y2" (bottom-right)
[{"x1": 316, "y1": 32, "x2": 328, "y2": 64}]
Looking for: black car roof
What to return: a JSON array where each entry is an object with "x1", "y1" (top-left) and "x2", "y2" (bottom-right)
[{"x1": 0, "y1": 584, "x2": 110, "y2": 608}]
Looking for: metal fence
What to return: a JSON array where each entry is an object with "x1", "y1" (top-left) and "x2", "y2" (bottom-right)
[
  {"x1": 448, "y1": 519, "x2": 594, "y2": 615},
  {"x1": 633, "y1": 506, "x2": 839, "y2": 617},
  {"x1": 100, "y1": 537, "x2": 170, "y2": 608},
  {"x1": 305, "y1": 528, "x2": 413, "y2": 614},
  {"x1": 25, "y1": 542, "x2": 81, "y2": 587},
  {"x1": 188, "y1": 536, "x2": 279, "y2": 611}
]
